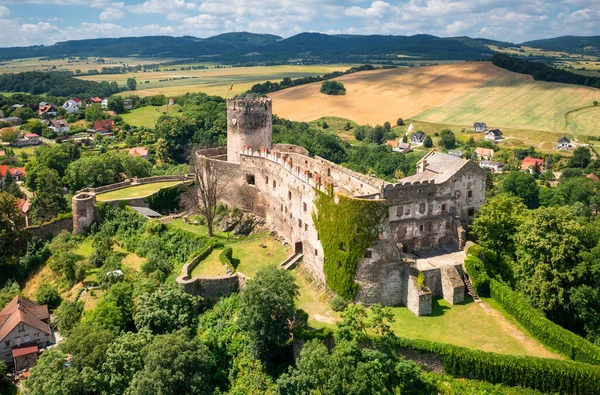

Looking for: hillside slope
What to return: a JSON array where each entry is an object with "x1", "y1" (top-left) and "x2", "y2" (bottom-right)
[
  {"x1": 521, "y1": 35, "x2": 600, "y2": 55},
  {"x1": 270, "y1": 62, "x2": 600, "y2": 135}
]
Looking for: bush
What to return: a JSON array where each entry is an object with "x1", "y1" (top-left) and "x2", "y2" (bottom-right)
[
  {"x1": 320, "y1": 80, "x2": 346, "y2": 96},
  {"x1": 35, "y1": 283, "x2": 61, "y2": 308},
  {"x1": 463, "y1": 246, "x2": 491, "y2": 297},
  {"x1": 330, "y1": 295, "x2": 349, "y2": 312},
  {"x1": 218, "y1": 246, "x2": 234, "y2": 271},
  {"x1": 490, "y1": 279, "x2": 600, "y2": 365},
  {"x1": 394, "y1": 336, "x2": 600, "y2": 394}
]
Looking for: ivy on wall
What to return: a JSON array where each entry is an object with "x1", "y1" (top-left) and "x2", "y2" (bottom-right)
[{"x1": 312, "y1": 187, "x2": 388, "y2": 299}]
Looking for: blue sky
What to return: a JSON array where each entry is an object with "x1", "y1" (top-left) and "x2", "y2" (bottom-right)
[{"x1": 0, "y1": 0, "x2": 598, "y2": 47}]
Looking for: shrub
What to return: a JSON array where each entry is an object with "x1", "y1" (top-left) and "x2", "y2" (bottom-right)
[
  {"x1": 463, "y1": 245, "x2": 490, "y2": 297},
  {"x1": 219, "y1": 246, "x2": 234, "y2": 271},
  {"x1": 490, "y1": 279, "x2": 600, "y2": 365},
  {"x1": 35, "y1": 283, "x2": 61, "y2": 308},
  {"x1": 320, "y1": 80, "x2": 346, "y2": 96},
  {"x1": 330, "y1": 295, "x2": 349, "y2": 312}
]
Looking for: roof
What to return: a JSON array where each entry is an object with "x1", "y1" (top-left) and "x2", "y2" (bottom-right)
[
  {"x1": 521, "y1": 157, "x2": 544, "y2": 168},
  {"x1": 558, "y1": 136, "x2": 571, "y2": 143},
  {"x1": 38, "y1": 105, "x2": 55, "y2": 114},
  {"x1": 411, "y1": 131, "x2": 425, "y2": 138},
  {"x1": 88, "y1": 97, "x2": 102, "y2": 103},
  {"x1": 18, "y1": 198, "x2": 31, "y2": 214},
  {"x1": 50, "y1": 119, "x2": 69, "y2": 128},
  {"x1": 398, "y1": 150, "x2": 472, "y2": 184},
  {"x1": 480, "y1": 160, "x2": 504, "y2": 166},
  {"x1": 586, "y1": 174, "x2": 600, "y2": 182},
  {"x1": 0, "y1": 150, "x2": 5, "y2": 156},
  {"x1": 487, "y1": 129, "x2": 503, "y2": 136},
  {"x1": 0, "y1": 165, "x2": 24, "y2": 178},
  {"x1": 0, "y1": 296, "x2": 50, "y2": 343},
  {"x1": 93, "y1": 119, "x2": 114, "y2": 131},
  {"x1": 130, "y1": 206, "x2": 162, "y2": 218},
  {"x1": 24, "y1": 133, "x2": 38, "y2": 138},
  {"x1": 475, "y1": 147, "x2": 494, "y2": 156},
  {"x1": 128, "y1": 147, "x2": 149, "y2": 157},
  {"x1": 12, "y1": 346, "x2": 39, "y2": 358},
  {"x1": 386, "y1": 140, "x2": 399, "y2": 148},
  {"x1": 71, "y1": 97, "x2": 82, "y2": 103}
]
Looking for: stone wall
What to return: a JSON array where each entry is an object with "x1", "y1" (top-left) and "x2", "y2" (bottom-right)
[
  {"x1": 441, "y1": 266, "x2": 465, "y2": 305},
  {"x1": 405, "y1": 266, "x2": 433, "y2": 316},
  {"x1": 75, "y1": 175, "x2": 194, "y2": 195},
  {"x1": 27, "y1": 217, "x2": 73, "y2": 238}
]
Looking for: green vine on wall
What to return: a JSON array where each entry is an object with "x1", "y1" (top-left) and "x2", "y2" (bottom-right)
[{"x1": 312, "y1": 187, "x2": 388, "y2": 299}]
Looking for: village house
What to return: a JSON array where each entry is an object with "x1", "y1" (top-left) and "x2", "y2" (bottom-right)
[
  {"x1": 38, "y1": 103, "x2": 57, "y2": 118},
  {"x1": 124, "y1": 99, "x2": 133, "y2": 110},
  {"x1": 10, "y1": 104, "x2": 23, "y2": 112},
  {"x1": 62, "y1": 97, "x2": 82, "y2": 114},
  {"x1": 386, "y1": 140, "x2": 412, "y2": 154},
  {"x1": 473, "y1": 122, "x2": 487, "y2": 132},
  {"x1": 484, "y1": 129, "x2": 503, "y2": 141},
  {"x1": 86, "y1": 97, "x2": 103, "y2": 107},
  {"x1": 479, "y1": 160, "x2": 504, "y2": 173},
  {"x1": 87, "y1": 119, "x2": 115, "y2": 137},
  {"x1": 475, "y1": 147, "x2": 495, "y2": 160},
  {"x1": 586, "y1": 174, "x2": 600, "y2": 183},
  {"x1": 0, "y1": 117, "x2": 22, "y2": 126},
  {"x1": 0, "y1": 296, "x2": 53, "y2": 369},
  {"x1": 0, "y1": 165, "x2": 27, "y2": 182},
  {"x1": 14, "y1": 133, "x2": 40, "y2": 147},
  {"x1": 17, "y1": 198, "x2": 31, "y2": 227},
  {"x1": 168, "y1": 98, "x2": 175, "y2": 105},
  {"x1": 128, "y1": 147, "x2": 150, "y2": 160},
  {"x1": 410, "y1": 131, "x2": 426, "y2": 145},
  {"x1": 521, "y1": 157, "x2": 545, "y2": 173},
  {"x1": 101, "y1": 98, "x2": 109, "y2": 109},
  {"x1": 447, "y1": 149, "x2": 464, "y2": 158},
  {"x1": 49, "y1": 119, "x2": 70, "y2": 134},
  {"x1": 557, "y1": 136, "x2": 571, "y2": 150}
]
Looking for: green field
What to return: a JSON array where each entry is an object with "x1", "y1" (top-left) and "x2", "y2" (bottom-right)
[
  {"x1": 96, "y1": 180, "x2": 182, "y2": 201},
  {"x1": 0, "y1": 56, "x2": 172, "y2": 74},
  {"x1": 122, "y1": 104, "x2": 183, "y2": 128}
]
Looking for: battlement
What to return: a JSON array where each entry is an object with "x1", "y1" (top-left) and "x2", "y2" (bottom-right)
[
  {"x1": 227, "y1": 96, "x2": 272, "y2": 163},
  {"x1": 227, "y1": 96, "x2": 272, "y2": 112}
]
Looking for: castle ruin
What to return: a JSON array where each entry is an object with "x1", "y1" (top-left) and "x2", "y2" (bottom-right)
[{"x1": 196, "y1": 96, "x2": 486, "y2": 315}]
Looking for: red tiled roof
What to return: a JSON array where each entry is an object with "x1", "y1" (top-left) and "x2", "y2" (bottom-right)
[
  {"x1": 93, "y1": 120, "x2": 114, "y2": 131},
  {"x1": 12, "y1": 346, "x2": 38, "y2": 358},
  {"x1": 0, "y1": 165, "x2": 8, "y2": 177},
  {"x1": 88, "y1": 97, "x2": 102, "y2": 103},
  {"x1": 521, "y1": 157, "x2": 544, "y2": 169},
  {"x1": 38, "y1": 105, "x2": 54, "y2": 114},
  {"x1": 129, "y1": 147, "x2": 149, "y2": 157},
  {"x1": 586, "y1": 174, "x2": 600, "y2": 182},
  {"x1": 18, "y1": 199, "x2": 31, "y2": 214},
  {"x1": 0, "y1": 296, "x2": 50, "y2": 343},
  {"x1": 72, "y1": 97, "x2": 82, "y2": 103},
  {"x1": 9, "y1": 167, "x2": 26, "y2": 177},
  {"x1": 24, "y1": 133, "x2": 38, "y2": 138},
  {"x1": 386, "y1": 140, "x2": 399, "y2": 148}
]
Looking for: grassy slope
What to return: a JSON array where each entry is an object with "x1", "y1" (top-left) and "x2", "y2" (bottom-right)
[
  {"x1": 122, "y1": 104, "x2": 182, "y2": 128},
  {"x1": 95, "y1": 180, "x2": 182, "y2": 201}
]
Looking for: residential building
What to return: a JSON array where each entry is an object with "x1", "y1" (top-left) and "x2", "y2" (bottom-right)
[
  {"x1": 124, "y1": 99, "x2": 133, "y2": 110},
  {"x1": 448, "y1": 149, "x2": 464, "y2": 158},
  {"x1": 586, "y1": 174, "x2": 600, "y2": 183},
  {"x1": 0, "y1": 295, "x2": 52, "y2": 366},
  {"x1": 475, "y1": 147, "x2": 495, "y2": 160},
  {"x1": 410, "y1": 131, "x2": 426, "y2": 145},
  {"x1": 101, "y1": 98, "x2": 109, "y2": 109},
  {"x1": 87, "y1": 119, "x2": 114, "y2": 136},
  {"x1": 168, "y1": 98, "x2": 175, "y2": 105},
  {"x1": 49, "y1": 119, "x2": 70, "y2": 134},
  {"x1": 521, "y1": 157, "x2": 545, "y2": 173},
  {"x1": 17, "y1": 198, "x2": 31, "y2": 227},
  {"x1": 86, "y1": 97, "x2": 102, "y2": 107},
  {"x1": 128, "y1": 147, "x2": 150, "y2": 160},
  {"x1": 38, "y1": 104, "x2": 57, "y2": 118},
  {"x1": 484, "y1": 129, "x2": 503, "y2": 141},
  {"x1": 62, "y1": 98, "x2": 82, "y2": 114},
  {"x1": 479, "y1": 160, "x2": 504, "y2": 173},
  {"x1": 557, "y1": 136, "x2": 571, "y2": 150},
  {"x1": 473, "y1": 122, "x2": 487, "y2": 132},
  {"x1": 0, "y1": 117, "x2": 22, "y2": 126},
  {"x1": 13, "y1": 133, "x2": 40, "y2": 147},
  {"x1": 0, "y1": 165, "x2": 27, "y2": 181}
]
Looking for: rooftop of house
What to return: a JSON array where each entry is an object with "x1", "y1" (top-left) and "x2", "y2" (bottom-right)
[
  {"x1": 398, "y1": 150, "x2": 471, "y2": 184},
  {"x1": 0, "y1": 296, "x2": 50, "y2": 342},
  {"x1": 487, "y1": 129, "x2": 503, "y2": 136},
  {"x1": 475, "y1": 147, "x2": 494, "y2": 156},
  {"x1": 386, "y1": 139, "x2": 399, "y2": 148},
  {"x1": 24, "y1": 133, "x2": 39, "y2": 138},
  {"x1": 558, "y1": 136, "x2": 571, "y2": 143},
  {"x1": 71, "y1": 97, "x2": 82, "y2": 103},
  {"x1": 50, "y1": 119, "x2": 69, "y2": 128},
  {"x1": 0, "y1": 165, "x2": 26, "y2": 178},
  {"x1": 129, "y1": 147, "x2": 149, "y2": 157},
  {"x1": 17, "y1": 198, "x2": 31, "y2": 214},
  {"x1": 88, "y1": 97, "x2": 102, "y2": 103},
  {"x1": 521, "y1": 157, "x2": 544, "y2": 167},
  {"x1": 93, "y1": 119, "x2": 114, "y2": 130},
  {"x1": 586, "y1": 174, "x2": 600, "y2": 182},
  {"x1": 411, "y1": 131, "x2": 425, "y2": 138},
  {"x1": 480, "y1": 160, "x2": 504, "y2": 166}
]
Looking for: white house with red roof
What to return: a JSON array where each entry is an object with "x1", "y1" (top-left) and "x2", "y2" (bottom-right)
[
  {"x1": 0, "y1": 296, "x2": 52, "y2": 366},
  {"x1": 62, "y1": 98, "x2": 82, "y2": 114},
  {"x1": 521, "y1": 157, "x2": 545, "y2": 173},
  {"x1": 86, "y1": 97, "x2": 103, "y2": 107}
]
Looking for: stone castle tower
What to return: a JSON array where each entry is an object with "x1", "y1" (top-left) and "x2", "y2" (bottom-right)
[
  {"x1": 226, "y1": 96, "x2": 272, "y2": 163},
  {"x1": 72, "y1": 193, "x2": 97, "y2": 235}
]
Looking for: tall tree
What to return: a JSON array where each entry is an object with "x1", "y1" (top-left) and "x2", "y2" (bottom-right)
[
  {"x1": 0, "y1": 192, "x2": 24, "y2": 282},
  {"x1": 126, "y1": 77, "x2": 137, "y2": 91},
  {"x1": 190, "y1": 153, "x2": 230, "y2": 237},
  {"x1": 568, "y1": 146, "x2": 592, "y2": 169},
  {"x1": 499, "y1": 171, "x2": 540, "y2": 209},
  {"x1": 30, "y1": 166, "x2": 68, "y2": 223},
  {"x1": 108, "y1": 96, "x2": 125, "y2": 114}
]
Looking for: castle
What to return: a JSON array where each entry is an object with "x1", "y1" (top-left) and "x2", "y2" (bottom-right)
[{"x1": 199, "y1": 96, "x2": 486, "y2": 315}]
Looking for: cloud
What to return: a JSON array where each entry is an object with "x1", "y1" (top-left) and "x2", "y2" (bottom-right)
[
  {"x1": 128, "y1": 0, "x2": 194, "y2": 14},
  {"x1": 0, "y1": 6, "x2": 9, "y2": 18},
  {"x1": 100, "y1": 5, "x2": 125, "y2": 21}
]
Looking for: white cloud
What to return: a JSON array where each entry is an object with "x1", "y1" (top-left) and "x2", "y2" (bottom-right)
[
  {"x1": 0, "y1": 6, "x2": 10, "y2": 18},
  {"x1": 100, "y1": 6, "x2": 125, "y2": 21},
  {"x1": 128, "y1": 0, "x2": 193, "y2": 14}
]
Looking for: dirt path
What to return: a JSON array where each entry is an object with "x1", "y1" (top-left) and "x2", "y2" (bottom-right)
[{"x1": 477, "y1": 302, "x2": 562, "y2": 359}]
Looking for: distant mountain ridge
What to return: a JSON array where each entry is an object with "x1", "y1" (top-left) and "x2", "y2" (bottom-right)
[{"x1": 0, "y1": 32, "x2": 597, "y2": 63}]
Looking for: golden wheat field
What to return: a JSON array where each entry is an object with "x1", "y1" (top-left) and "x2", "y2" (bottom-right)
[{"x1": 270, "y1": 62, "x2": 600, "y2": 136}]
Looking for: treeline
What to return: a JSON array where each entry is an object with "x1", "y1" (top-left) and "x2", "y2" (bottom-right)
[
  {"x1": 248, "y1": 64, "x2": 377, "y2": 95},
  {"x1": 0, "y1": 71, "x2": 122, "y2": 97},
  {"x1": 492, "y1": 54, "x2": 600, "y2": 88}
]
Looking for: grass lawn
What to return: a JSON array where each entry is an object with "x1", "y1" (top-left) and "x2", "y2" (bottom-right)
[
  {"x1": 121, "y1": 104, "x2": 182, "y2": 128},
  {"x1": 122, "y1": 252, "x2": 145, "y2": 272},
  {"x1": 308, "y1": 116, "x2": 360, "y2": 143},
  {"x1": 12, "y1": 145, "x2": 40, "y2": 156},
  {"x1": 73, "y1": 238, "x2": 94, "y2": 258},
  {"x1": 190, "y1": 249, "x2": 228, "y2": 277},
  {"x1": 168, "y1": 218, "x2": 230, "y2": 242},
  {"x1": 291, "y1": 268, "x2": 340, "y2": 329},
  {"x1": 96, "y1": 180, "x2": 182, "y2": 201},
  {"x1": 388, "y1": 297, "x2": 560, "y2": 358},
  {"x1": 231, "y1": 236, "x2": 290, "y2": 277}
]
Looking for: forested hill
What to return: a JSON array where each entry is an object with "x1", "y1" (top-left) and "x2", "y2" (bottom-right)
[
  {"x1": 521, "y1": 35, "x2": 600, "y2": 55},
  {"x1": 0, "y1": 32, "x2": 496, "y2": 62},
  {"x1": 0, "y1": 72, "x2": 121, "y2": 97}
]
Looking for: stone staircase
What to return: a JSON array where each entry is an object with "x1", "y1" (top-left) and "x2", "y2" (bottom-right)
[
  {"x1": 279, "y1": 253, "x2": 303, "y2": 270},
  {"x1": 461, "y1": 269, "x2": 481, "y2": 303}
]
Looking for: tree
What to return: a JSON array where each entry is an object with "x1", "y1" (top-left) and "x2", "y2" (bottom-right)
[
  {"x1": 321, "y1": 121, "x2": 329, "y2": 129},
  {"x1": 396, "y1": 118, "x2": 404, "y2": 126},
  {"x1": 499, "y1": 171, "x2": 539, "y2": 209},
  {"x1": 12, "y1": 106, "x2": 35, "y2": 121},
  {"x1": 383, "y1": 121, "x2": 391, "y2": 132},
  {"x1": 85, "y1": 104, "x2": 105, "y2": 122},
  {"x1": 48, "y1": 250, "x2": 78, "y2": 284},
  {"x1": 127, "y1": 77, "x2": 137, "y2": 91},
  {"x1": 54, "y1": 299, "x2": 83, "y2": 336},
  {"x1": 23, "y1": 348, "x2": 92, "y2": 395},
  {"x1": 63, "y1": 152, "x2": 124, "y2": 192},
  {"x1": 30, "y1": 166, "x2": 68, "y2": 223},
  {"x1": 366, "y1": 125, "x2": 384, "y2": 144},
  {"x1": 239, "y1": 267, "x2": 299, "y2": 363},
  {"x1": 61, "y1": 321, "x2": 114, "y2": 370},
  {"x1": 514, "y1": 207, "x2": 585, "y2": 319},
  {"x1": 127, "y1": 329, "x2": 215, "y2": 395},
  {"x1": 354, "y1": 125, "x2": 367, "y2": 141},
  {"x1": 423, "y1": 136, "x2": 433, "y2": 148},
  {"x1": 0, "y1": 127, "x2": 17, "y2": 143},
  {"x1": 439, "y1": 129, "x2": 456, "y2": 149},
  {"x1": 86, "y1": 298, "x2": 125, "y2": 334},
  {"x1": 23, "y1": 119, "x2": 45, "y2": 135},
  {"x1": 134, "y1": 283, "x2": 200, "y2": 334},
  {"x1": 190, "y1": 153, "x2": 230, "y2": 238},
  {"x1": 35, "y1": 282, "x2": 61, "y2": 308},
  {"x1": 1, "y1": 170, "x2": 24, "y2": 198},
  {"x1": 320, "y1": 80, "x2": 346, "y2": 95},
  {"x1": 568, "y1": 146, "x2": 592, "y2": 169},
  {"x1": 102, "y1": 331, "x2": 153, "y2": 394},
  {"x1": 471, "y1": 194, "x2": 526, "y2": 257},
  {"x1": 108, "y1": 96, "x2": 125, "y2": 114},
  {"x1": 594, "y1": 100, "x2": 598, "y2": 106}
]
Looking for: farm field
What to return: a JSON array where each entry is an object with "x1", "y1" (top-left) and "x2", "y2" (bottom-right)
[
  {"x1": 0, "y1": 56, "x2": 168, "y2": 74},
  {"x1": 95, "y1": 180, "x2": 182, "y2": 201},
  {"x1": 270, "y1": 62, "x2": 600, "y2": 137},
  {"x1": 122, "y1": 104, "x2": 183, "y2": 128},
  {"x1": 78, "y1": 64, "x2": 355, "y2": 98}
]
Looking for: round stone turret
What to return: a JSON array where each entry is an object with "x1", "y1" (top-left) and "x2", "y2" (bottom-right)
[
  {"x1": 72, "y1": 193, "x2": 97, "y2": 235},
  {"x1": 227, "y1": 96, "x2": 272, "y2": 163}
]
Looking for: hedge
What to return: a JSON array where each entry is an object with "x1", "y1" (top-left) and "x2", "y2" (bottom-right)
[
  {"x1": 491, "y1": 279, "x2": 600, "y2": 365},
  {"x1": 218, "y1": 246, "x2": 234, "y2": 272},
  {"x1": 464, "y1": 245, "x2": 490, "y2": 296},
  {"x1": 394, "y1": 336, "x2": 600, "y2": 394}
]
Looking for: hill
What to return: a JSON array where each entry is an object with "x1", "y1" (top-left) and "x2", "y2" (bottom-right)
[
  {"x1": 0, "y1": 71, "x2": 121, "y2": 97},
  {"x1": 0, "y1": 32, "x2": 494, "y2": 63},
  {"x1": 521, "y1": 35, "x2": 600, "y2": 55},
  {"x1": 270, "y1": 61, "x2": 600, "y2": 135}
]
